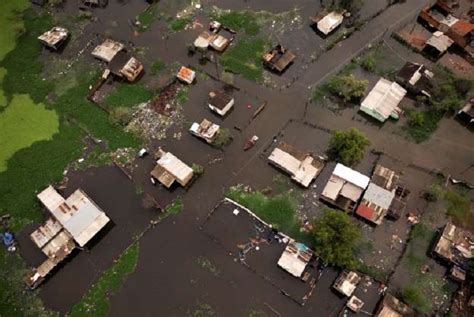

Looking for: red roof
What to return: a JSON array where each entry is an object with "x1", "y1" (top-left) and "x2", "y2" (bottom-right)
[
  {"x1": 451, "y1": 20, "x2": 474, "y2": 36},
  {"x1": 356, "y1": 203, "x2": 375, "y2": 221}
]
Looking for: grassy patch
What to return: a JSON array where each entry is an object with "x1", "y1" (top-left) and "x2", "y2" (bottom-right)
[
  {"x1": 0, "y1": 95, "x2": 59, "y2": 172},
  {"x1": 400, "y1": 224, "x2": 451, "y2": 314},
  {"x1": 168, "y1": 17, "x2": 191, "y2": 31},
  {"x1": 226, "y1": 185, "x2": 300, "y2": 235},
  {"x1": 220, "y1": 38, "x2": 268, "y2": 82},
  {"x1": 211, "y1": 10, "x2": 261, "y2": 35},
  {"x1": 136, "y1": 6, "x2": 158, "y2": 32},
  {"x1": 0, "y1": 250, "x2": 57, "y2": 316},
  {"x1": 0, "y1": 0, "x2": 29, "y2": 61},
  {"x1": 444, "y1": 189, "x2": 472, "y2": 229},
  {"x1": 150, "y1": 59, "x2": 166, "y2": 75},
  {"x1": 176, "y1": 86, "x2": 189, "y2": 105},
  {"x1": 105, "y1": 83, "x2": 153, "y2": 109},
  {"x1": 403, "y1": 109, "x2": 443, "y2": 143},
  {"x1": 196, "y1": 256, "x2": 220, "y2": 276},
  {"x1": 69, "y1": 243, "x2": 139, "y2": 317},
  {"x1": 188, "y1": 302, "x2": 216, "y2": 317},
  {"x1": 165, "y1": 198, "x2": 183, "y2": 215}
]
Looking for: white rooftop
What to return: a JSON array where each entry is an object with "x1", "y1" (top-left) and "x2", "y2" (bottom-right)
[
  {"x1": 361, "y1": 78, "x2": 407, "y2": 122},
  {"x1": 37, "y1": 186, "x2": 110, "y2": 247},
  {"x1": 333, "y1": 163, "x2": 370, "y2": 189},
  {"x1": 317, "y1": 11, "x2": 344, "y2": 35},
  {"x1": 157, "y1": 152, "x2": 193, "y2": 184},
  {"x1": 363, "y1": 183, "x2": 395, "y2": 210}
]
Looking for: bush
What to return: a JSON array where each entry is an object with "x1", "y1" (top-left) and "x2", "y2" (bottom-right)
[
  {"x1": 191, "y1": 163, "x2": 204, "y2": 176},
  {"x1": 150, "y1": 59, "x2": 165, "y2": 75},
  {"x1": 406, "y1": 110, "x2": 425, "y2": 127},
  {"x1": 312, "y1": 208, "x2": 362, "y2": 269},
  {"x1": 326, "y1": 74, "x2": 368, "y2": 102},
  {"x1": 328, "y1": 128, "x2": 370, "y2": 166},
  {"x1": 110, "y1": 107, "x2": 132, "y2": 126},
  {"x1": 212, "y1": 128, "x2": 232, "y2": 148},
  {"x1": 360, "y1": 55, "x2": 376, "y2": 72},
  {"x1": 169, "y1": 17, "x2": 191, "y2": 32}
]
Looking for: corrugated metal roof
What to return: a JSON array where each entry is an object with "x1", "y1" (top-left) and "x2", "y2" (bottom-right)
[
  {"x1": 426, "y1": 31, "x2": 454, "y2": 52},
  {"x1": 157, "y1": 152, "x2": 193, "y2": 185},
  {"x1": 362, "y1": 183, "x2": 395, "y2": 210},
  {"x1": 333, "y1": 163, "x2": 370, "y2": 189},
  {"x1": 360, "y1": 78, "x2": 407, "y2": 122}
]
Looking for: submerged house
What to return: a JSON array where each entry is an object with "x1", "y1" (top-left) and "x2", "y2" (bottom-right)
[
  {"x1": 457, "y1": 97, "x2": 474, "y2": 124},
  {"x1": 356, "y1": 183, "x2": 395, "y2": 225},
  {"x1": 109, "y1": 51, "x2": 144, "y2": 82},
  {"x1": 277, "y1": 240, "x2": 313, "y2": 278},
  {"x1": 194, "y1": 31, "x2": 231, "y2": 52},
  {"x1": 268, "y1": 142, "x2": 325, "y2": 188},
  {"x1": 189, "y1": 119, "x2": 220, "y2": 144},
  {"x1": 38, "y1": 27, "x2": 69, "y2": 50},
  {"x1": 360, "y1": 78, "x2": 407, "y2": 123},
  {"x1": 26, "y1": 186, "x2": 110, "y2": 288},
  {"x1": 424, "y1": 31, "x2": 454, "y2": 58},
  {"x1": 315, "y1": 11, "x2": 344, "y2": 35},
  {"x1": 396, "y1": 62, "x2": 434, "y2": 97},
  {"x1": 375, "y1": 294, "x2": 415, "y2": 317},
  {"x1": 333, "y1": 271, "x2": 361, "y2": 297},
  {"x1": 208, "y1": 90, "x2": 234, "y2": 116},
  {"x1": 433, "y1": 222, "x2": 473, "y2": 280},
  {"x1": 151, "y1": 149, "x2": 194, "y2": 188},
  {"x1": 91, "y1": 39, "x2": 125, "y2": 62},
  {"x1": 176, "y1": 66, "x2": 196, "y2": 84},
  {"x1": 263, "y1": 45, "x2": 296, "y2": 73},
  {"x1": 321, "y1": 163, "x2": 370, "y2": 212}
]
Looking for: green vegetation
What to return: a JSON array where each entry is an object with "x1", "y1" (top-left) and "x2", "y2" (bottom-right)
[
  {"x1": 312, "y1": 208, "x2": 362, "y2": 269},
  {"x1": 0, "y1": 250, "x2": 57, "y2": 316},
  {"x1": 136, "y1": 6, "x2": 158, "y2": 32},
  {"x1": 0, "y1": 0, "x2": 29, "y2": 61},
  {"x1": 211, "y1": 10, "x2": 261, "y2": 35},
  {"x1": 359, "y1": 54, "x2": 376, "y2": 72},
  {"x1": 403, "y1": 109, "x2": 443, "y2": 143},
  {"x1": 176, "y1": 86, "x2": 189, "y2": 105},
  {"x1": 326, "y1": 74, "x2": 368, "y2": 102},
  {"x1": 431, "y1": 66, "x2": 473, "y2": 113},
  {"x1": 0, "y1": 95, "x2": 59, "y2": 172},
  {"x1": 165, "y1": 198, "x2": 183, "y2": 215},
  {"x1": 169, "y1": 17, "x2": 191, "y2": 31},
  {"x1": 191, "y1": 163, "x2": 204, "y2": 176},
  {"x1": 211, "y1": 128, "x2": 232, "y2": 148},
  {"x1": 326, "y1": 0, "x2": 364, "y2": 13},
  {"x1": 248, "y1": 309, "x2": 267, "y2": 317},
  {"x1": 69, "y1": 243, "x2": 139, "y2": 317},
  {"x1": 150, "y1": 59, "x2": 166, "y2": 75},
  {"x1": 356, "y1": 43, "x2": 403, "y2": 79},
  {"x1": 444, "y1": 189, "x2": 472, "y2": 229},
  {"x1": 188, "y1": 303, "x2": 216, "y2": 317},
  {"x1": 226, "y1": 185, "x2": 302, "y2": 237},
  {"x1": 328, "y1": 128, "x2": 370, "y2": 166},
  {"x1": 220, "y1": 38, "x2": 268, "y2": 82},
  {"x1": 400, "y1": 224, "x2": 451, "y2": 314},
  {"x1": 196, "y1": 256, "x2": 220, "y2": 276},
  {"x1": 105, "y1": 83, "x2": 153, "y2": 109},
  {"x1": 110, "y1": 107, "x2": 133, "y2": 126}
]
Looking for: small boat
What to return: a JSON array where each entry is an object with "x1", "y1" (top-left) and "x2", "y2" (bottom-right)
[{"x1": 244, "y1": 135, "x2": 259, "y2": 151}]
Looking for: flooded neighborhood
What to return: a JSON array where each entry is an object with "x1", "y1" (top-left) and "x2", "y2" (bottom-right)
[{"x1": 0, "y1": 0, "x2": 473, "y2": 316}]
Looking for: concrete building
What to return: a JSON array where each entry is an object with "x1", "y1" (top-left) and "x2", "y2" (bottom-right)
[
  {"x1": 26, "y1": 186, "x2": 110, "y2": 288},
  {"x1": 277, "y1": 240, "x2": 313, "y2": 278},
  {"x1": 151, "y1": 149, "x2": 194, "y2": 188},
  {"x1": 268, "y1": 142, "x2": 325, "y2": 187},
  {"x1": 396, "y1": 62, "x2": 434, "y2": 98},
  {"x1": 333, "y1": 271, "x2": 361, "y2": 297},
  {"x1": 356, "y1": 183, "x2": 395, "y2": 225},
  {"x1": 316, "y1": 11, "x2": 344, "y2": 35},
  {"x1": 189, "y1": 119, "x2": 220, "y2": 144},
  {"x1": 109, "y1": 51, "x2": 144, "y2": 82},
  {"x1": 433, "y1": 222, "x2": 473, "y2": 271},
  {"x1": 208, "y1": 90, "x2": 234, "y2": 116},
  {"x1": 38, "y1": 27, "x2": 69, "y2": 50},
  {"x1": 360, "y1": 78, "x2": 407, "y2": 123},
  {"x1": 321, "y1": 164, "x2": 370, "y2": 212},
  {"x1": 91, "y1": 39, "x2": 125, "y2": 62},
  {"x1": 375, "y1": 294, "x2": 415, "y2": 317}
]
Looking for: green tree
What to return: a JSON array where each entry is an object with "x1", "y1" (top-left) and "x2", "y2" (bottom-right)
[
  {"x1": 406, "y1": 110, "x2": 425, "y2": 127},
  {"x1": 328, "y1": 128, "x2": 370, "y2": 166},
  {"x1": 327, "y1": 74, "x2": 368, "y2": 102},
  {"x1": 312, "y1": 208, "x2": 362, "y2": 269}
]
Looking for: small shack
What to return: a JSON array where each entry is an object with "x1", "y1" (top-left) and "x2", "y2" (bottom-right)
[
  {"x1": 26, "y1": 186, "x2": 110, "y2": 288},
  {"x1": 92, "y1": 39, "x2": 125, "y2": 62},
  {"x1": 316, "y1": 11, "x2": 344, "y2": 35},
  {"x1": 321, "y1": 163, "x2": 370, "y2": 212},
  {"x1": 194, "y1": 31, "x2": 230, "y2": 52},
  {"x1": 151, "y1": 149, "x2": 194, "y2": 188},
  {"x1": 433, "y1": 222, "x2": 473, "y2": 269},
  {"x1": 109, "y1": 51, "x2": 144, "y2": 82},
  {"x1": 277, "y1": 240, "x2": 313, "y2": 278},
  {"x1": 356, "y1": 183, "x2": 395, "y2": 225},
  {"x1": 375, "y1": 294, "x2": 415, "y2": 317},
  {"x1": 347, "y1": 295, "x2": 364, "y2": 313},
  {"x1": 208, "y1": 90, "x2": 234, "y2": 116},
  {"x1": 176, "y1": 66, "x2": 196, "y2": 84},
  {"x1": 360, "y1": 78, "x2": 407, "y2": 123},
  {"x1": 424, "y1": 31, "x2": 454, "y2": 58},
  {"x1": 263, "y1": 45, "x2": 296, "y2": 73},
  {"x1": 268, "y1": 142, "x2": 325, "y2": 188},
  {"x1": 189, "y1": 119, "x2": 220, "y2": 144},
  {"x1": 457, "y1": 97, "x2": 474, "y2": 124},
  {"x1": 333, "y1": 271, "x2": 361, "y2": 297},
  {"x1": 38, "y1": 27, "x2": 69, "y2": 50},
  {"x1": 396, "y1": 62, "x2": 434, "y2": 97}
]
